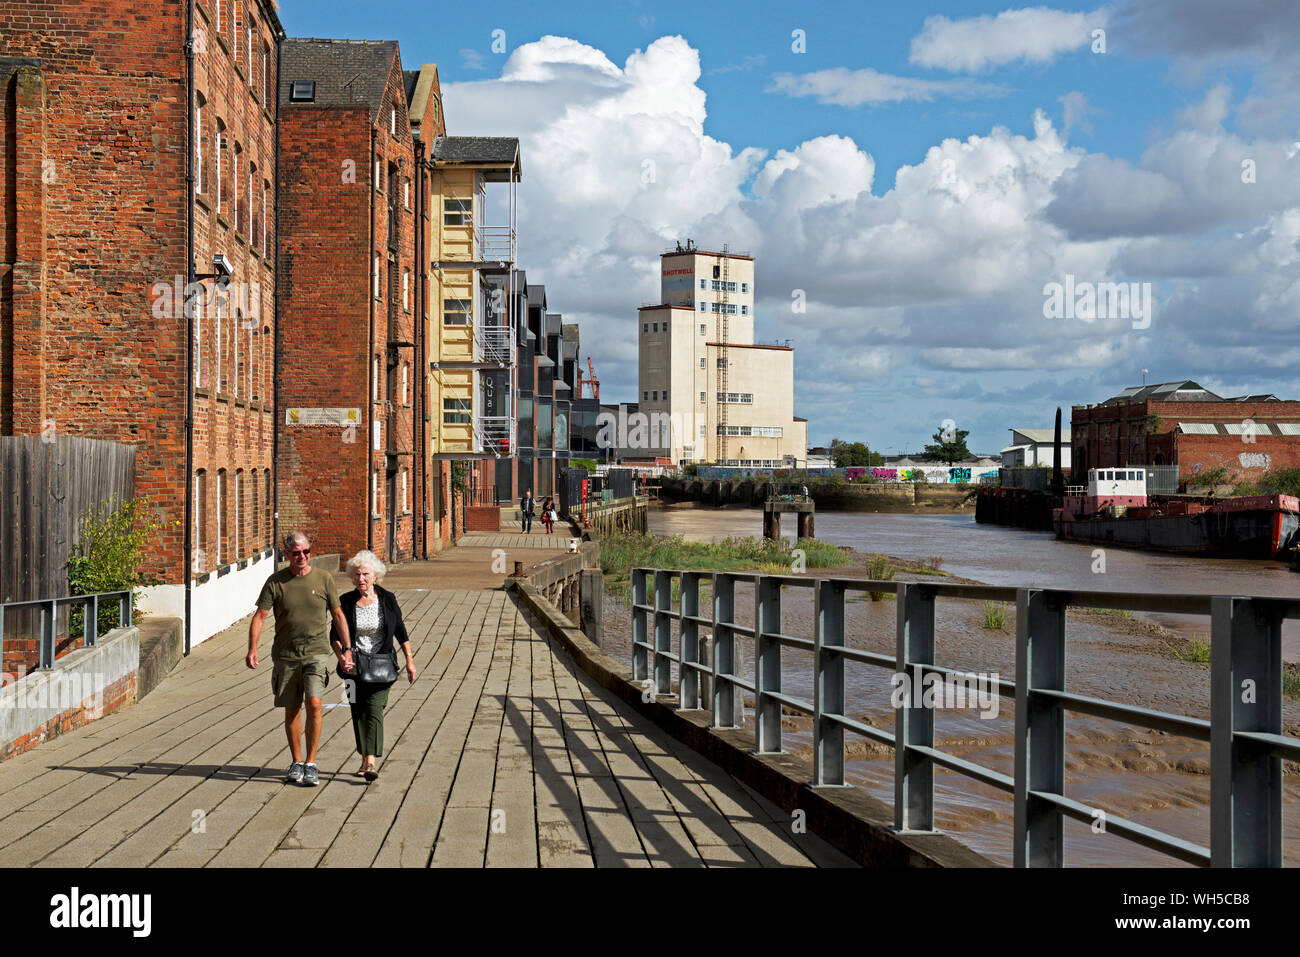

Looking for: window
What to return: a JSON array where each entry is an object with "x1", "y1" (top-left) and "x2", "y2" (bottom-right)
[
  {"x1": 698, "y1": 301, "x2": 707, "y2": 311},
  {"x1": 741, "y1": 282, "x2": 749, "y2": 293},
  {"x1": 215, "y1": 0, "x2": 222, "y2": 36},
  {"x1": 699, "y1": 323, "x2": 705, "y2": 334},
  {"x1": 247, "y1": 15, "x2": 254, "y2": 84},
  {"x1": 374, "y1": 158, "x2": 382, "y2": 190},
  {"x1": 401, "y1": 363, "x2": 408, "y2": 405},
  {"x1": 400, "y1": 470, "x2": 408, "y2": 512},
  {"x1": 642, "y1": 391, "x2": 648, "y2": 400},
  {"x1": 716, "y1": 357, "x2": 726, "y2": 368},
  {"x1": 247, "y1": 315, "x2": 254, "y2": 399},
  {"x1": 443, "y1": 298, "x2": 471, "y2": 324},
  {"x1": 699, "y1": 424, "x2": 705, "y2": 436},
  {"x1": 215, "y1": 292, "x2": 225, "y2": 391},
  {"x1": 232, "y1": 0, "x2": 240, "y2": 64},
  {"x1": 741, "y1": 305, "x2": 749, "y2": 315},
  {"x1": 373, "y1": 255, "x2": 380, "y2": 299},
  {"x1": 194, "y1": 470, "x2": 207, "y2": 572},
  {"x1": 372, "y1": 356, "x2": 379, "y2": 402},
  {"x1": 698, "y1": 279, "x2": 706, "y2": 289},
  {"x1": 404, "y1": 179, "x2": 410, "y2": 210},
  {"x1": 699, "y1": 391, "x2": 705, "y2": 403},
  {"x1": 443, "y1": 397, "x2": 471, "y2": 424},
  {"x1": 391, "y1": 106, "x2": 397, "y2": 135},
  {"x1": 216, "y1": 469, "x2": 226, "y2": 565},
  {"x1": 234, "y1": 470, "x2": 242, "y2": 559},
  {"x1": 250, "y1": 470, "x2": 259, "y2": 551},
  {"x1": 443, "y1": 198, "x2": 471, "y2": 225},
  {"x1": 194, "y1": 290, "x2": 205, "y2": 388},
  {"x1": 651, "y1": 322, "x2": 658, "y2": 332},
  {"x1": 194, "y1": 96, "x2": 205, "y2": 195},
  {"x1": 402, "y1": 270, "x2": 410, "y2": 310},
  {"x1": 233, "y1": 141, "x2": 242, "y2": 232},
  {"x1": 372, "y1": 473, "x2": 378, "y2": 517},
  {"x1": 262, "y1": 41, "x2": 271, "y2": 103},
  {"x1": 642, "y1": 323, "x2": 648, "y2": 333},
  {"x1": 716, "y1": 392, "x2": 753, "y2": 404},
  {"x1": 264, "y1": 472, "x2": 271, "y2": 545},
  {"x1": 712, "y1": 265, "x2": 720, "y2": 278},
  {"x1": 652, "y1": 390, "x2": 658, "y2": 400},
  {"x1": 262, "y1": 179, "x2": 269, "y2": 254},
  {"x1": 699, "y1": 358, "x2": 705, "y2": 369},
  {"x1": 289, "y1": 80, "x2": 315, "y2": 102},
  {"x1": 249, "y1": 160, "x2": 258, "y2": 243},
  {"x1": 215, "y1": 122, "x2": 226, "y2": 213}
]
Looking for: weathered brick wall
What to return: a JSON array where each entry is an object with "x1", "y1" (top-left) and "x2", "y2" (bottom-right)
[
  {"x1": 277, "y1": 48, "x2": 418, "y2": 564},
  {"x1": 0, "y1": 671, "x2": 135, "y2": 762},
  {"x1": 278, "y1": 107, "x2": 371, "y2": 558},
  {"x1": 0, "y1": 1, "x2": 280, "y2": 584}
]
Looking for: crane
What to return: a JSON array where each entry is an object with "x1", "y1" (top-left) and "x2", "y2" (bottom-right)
[{"x1": 578, "y1": 356, "x2": 600, "y2": 400}]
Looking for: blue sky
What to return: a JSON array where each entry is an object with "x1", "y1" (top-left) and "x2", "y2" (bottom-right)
[{"x1": 279, "y1": 1, "x2": 1300, "y2": 455}]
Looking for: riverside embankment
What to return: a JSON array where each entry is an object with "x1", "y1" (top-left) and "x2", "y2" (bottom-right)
[
  {"x1": 598, "y1": 507, "x2": 1300, "y2": 867},
  {"x1": 659, "y1": 476, "x2": 973, "y2": 511}
]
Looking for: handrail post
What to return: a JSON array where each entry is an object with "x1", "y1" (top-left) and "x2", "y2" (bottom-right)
[
  {"x1": 631, "y1": 569, "x2": 648, "y2": 683},
  {"x1": 680, "y1": 572, "x2": 701, "y2": 710},
  {"x1": 653, "y1": 571, "x2": 672, "y2": 698},
  {"x1": 1211, "y1": 596, "x2": 1283, "y2": 867},
  {"x1": 40, "y1": 599, "x2": 56, "y2": 669},
  {"x1": 712, "y1": 573, "x2": 739, "y2": 729},
  {"x1": 123, "y1": 590, "x2": 132, "y2": 629},
  {"x1": 895, "y1": 582, "x2": 936, "y2": 831},
  {"x1": 813, "y1": 578, "x2": 846, "y2": 786},
  {"x1": 88, "y1": 595, "x2": 99, "y2": 648},
  {"x1": 1014, "y1": 588, "x2": 1066, "y2": 867},
  {"x1": 755, "y1": 575, "x2": 782, "y2": 754}
]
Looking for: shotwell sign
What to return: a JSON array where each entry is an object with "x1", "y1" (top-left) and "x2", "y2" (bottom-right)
[{"x1": 285, "y1": 408, "x2": 360, "y2": 426}]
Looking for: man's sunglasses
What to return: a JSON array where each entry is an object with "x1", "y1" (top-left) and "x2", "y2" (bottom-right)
[{"x1": 290, "y1": 548, "x2": 311, "y2": 556}]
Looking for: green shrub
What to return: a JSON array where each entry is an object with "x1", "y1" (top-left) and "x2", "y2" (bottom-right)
[
  {"x1": 1183, "y1": 634, "x2": 1211, "y2": 663},
  {"x1": 864, "y1": 554, "x2": 893, "y2": 601},
  {"x1": 66, "y1": 496, "x2": 169, "y2": 638},
  {"x1": 1185, "y1": 466, "x2": 1230, "y2": 488},
  {"x1": 1262, "y1": 467, "x2": 1300, "y2": 498},
  {"x1": 982, "y1": 602, "x2": 1008, "y2": 630},
  {"x1": 1233, "y1": 481, "x2": 1263, "y2": 497}
]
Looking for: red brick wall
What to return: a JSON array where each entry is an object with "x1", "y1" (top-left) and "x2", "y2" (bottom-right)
[
  {"x1": 1072, "y1": 398, "x2": 1300, "y2": 481},
  {"x1": 464, "y1": 506, "x2": 500, "y2": 531},
  {"x1": 1, "y1": 1, "x2": 279, "y2": 585},
  {"x1": 276, "y1": 47, "x2": 418, "y2": 565}
]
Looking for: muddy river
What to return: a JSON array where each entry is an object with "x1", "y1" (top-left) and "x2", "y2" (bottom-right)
[{"x1": 599, "y1": 506, "x2": 1300, "y2": 867}]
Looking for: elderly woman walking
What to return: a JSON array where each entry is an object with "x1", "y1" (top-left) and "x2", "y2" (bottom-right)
[{"x1": 331, "y1": 550, "x2": 416, "y2": 781}]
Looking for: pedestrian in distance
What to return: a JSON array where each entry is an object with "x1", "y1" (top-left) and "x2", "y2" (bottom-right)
[
  {"x1": 333, "y1": 550, "x2": 415, "y2": 782},
  {"x1": 247, "y1": 531, "x2": 352, "y2": 787},
  {"x1": 541, "y1": 496, "x2": 554, "y2": 533},
  {"x1": 548, "y1": 500, "x2": 559, "y2": 532},
  {"x1": 520, "y1": 489, "x2": 535, "y2": 533}
]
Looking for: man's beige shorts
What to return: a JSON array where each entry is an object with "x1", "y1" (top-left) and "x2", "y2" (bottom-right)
[{"x1": 271, "y1": 655, "x2": 334, "y2": 707}]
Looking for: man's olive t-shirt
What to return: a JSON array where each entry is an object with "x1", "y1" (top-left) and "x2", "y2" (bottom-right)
[{"x1": 255, "y1": 567, "x2": 340, "y2": 660}]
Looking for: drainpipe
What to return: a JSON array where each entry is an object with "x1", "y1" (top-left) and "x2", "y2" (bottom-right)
[
  {"x1": 367, "y1": 127, "x2": 376, "y2": 552},
  {"x1": 272, "y1": 23, "x2": 283, "y2": 559},
  {"x1": 183, "y1": 0, "x2": 196, "y2": 656},
  {"x1": 413, "y1": 139, "x2": 425, "y2": 558}
]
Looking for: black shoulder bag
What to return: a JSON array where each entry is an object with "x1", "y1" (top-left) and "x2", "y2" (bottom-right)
[{"x1": 338, "y1": 598, "x2": 399, "y2": 685}]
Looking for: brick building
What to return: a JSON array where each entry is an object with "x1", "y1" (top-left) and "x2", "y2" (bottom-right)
[
  {"x1": 277, "y1": 39, "x2": 424, "y2": 565},
  {"x1": 1, "y1": 0, "x2": 285, "y2": 649},
  {"x1": 1071, "y1": 380, "x2": 1300, "y2": 483}
]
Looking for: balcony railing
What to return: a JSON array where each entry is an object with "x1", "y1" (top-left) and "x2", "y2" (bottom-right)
[
  {"x1": 475, "y1": 324, "x2": 515, "y2": 366},
  {"x1": 477, "y1": 225, "x2": 515, "y2": 262},
  {"x1": 474, "y1": 414, "x2": 516, "y2": 457}
]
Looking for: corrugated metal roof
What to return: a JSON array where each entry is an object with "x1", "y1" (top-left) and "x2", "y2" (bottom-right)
[
  {"x1": 1177, "y1": 422, "x2": 1219, "y2": 435},
  {"x1": 1101, "y1": 380, "x2": 1221, "y2": 406},
  {"x1": 1278, "y1": 423, "x2": 1300, "y2": 435},
  {"x1": 1011, "y1": 428, "x2": 1072, "y2": 444}
]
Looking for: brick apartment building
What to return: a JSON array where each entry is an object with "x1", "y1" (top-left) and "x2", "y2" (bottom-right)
[
  {"x1": 1072, "y1": 380, "x2": 1300, "y2": 483},
  {"x1": 1, "y1": 0, "x2": 285, "y2": 649},
  {"x1": 277, "y1": 39, "x2": 426, "y2": 565}
]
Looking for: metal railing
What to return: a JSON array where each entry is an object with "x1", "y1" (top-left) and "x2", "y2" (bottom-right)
[
  {"x1": 473, "y1": 414, "x2": 515, "y2": 457},
  {"x1": 1, "y1": 590, "x2": 133, "y2": 670},
  {"x1": 629, "y1": 568, "x2": 1300, "y2": 867},
  {"x1": 477, "y1": 225, "x2": 515, "y2": 262},
  {"x1": 475, "y1": 324, "x2": 515, "y2": 366}
]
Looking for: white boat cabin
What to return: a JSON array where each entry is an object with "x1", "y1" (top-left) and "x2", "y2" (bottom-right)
[{"x1": 1085, "y1": 467, "x2": 1148, "y2": 509}]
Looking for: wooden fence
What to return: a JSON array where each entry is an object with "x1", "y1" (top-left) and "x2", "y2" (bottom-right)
[{"x1": 1, "y1": 436, "x2": 136, "y2": 607}]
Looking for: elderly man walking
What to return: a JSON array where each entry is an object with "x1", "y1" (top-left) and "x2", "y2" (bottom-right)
[{"x1": 246, "y1": 531, "x2": 352, "y2": 786}]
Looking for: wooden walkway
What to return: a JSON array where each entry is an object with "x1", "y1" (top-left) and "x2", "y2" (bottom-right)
[{"x1": 0, "y1": 587, "x2": 855, "y2": 868}]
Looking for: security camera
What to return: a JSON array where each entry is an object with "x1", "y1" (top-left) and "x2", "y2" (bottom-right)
[{"x1": 213, "y1": 253, "x2": 233, "y2": 279}]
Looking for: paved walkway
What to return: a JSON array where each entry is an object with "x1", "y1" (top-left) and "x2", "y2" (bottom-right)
[{"x1": 0, "y1": 581, "x2": 855, "y2": 867}]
